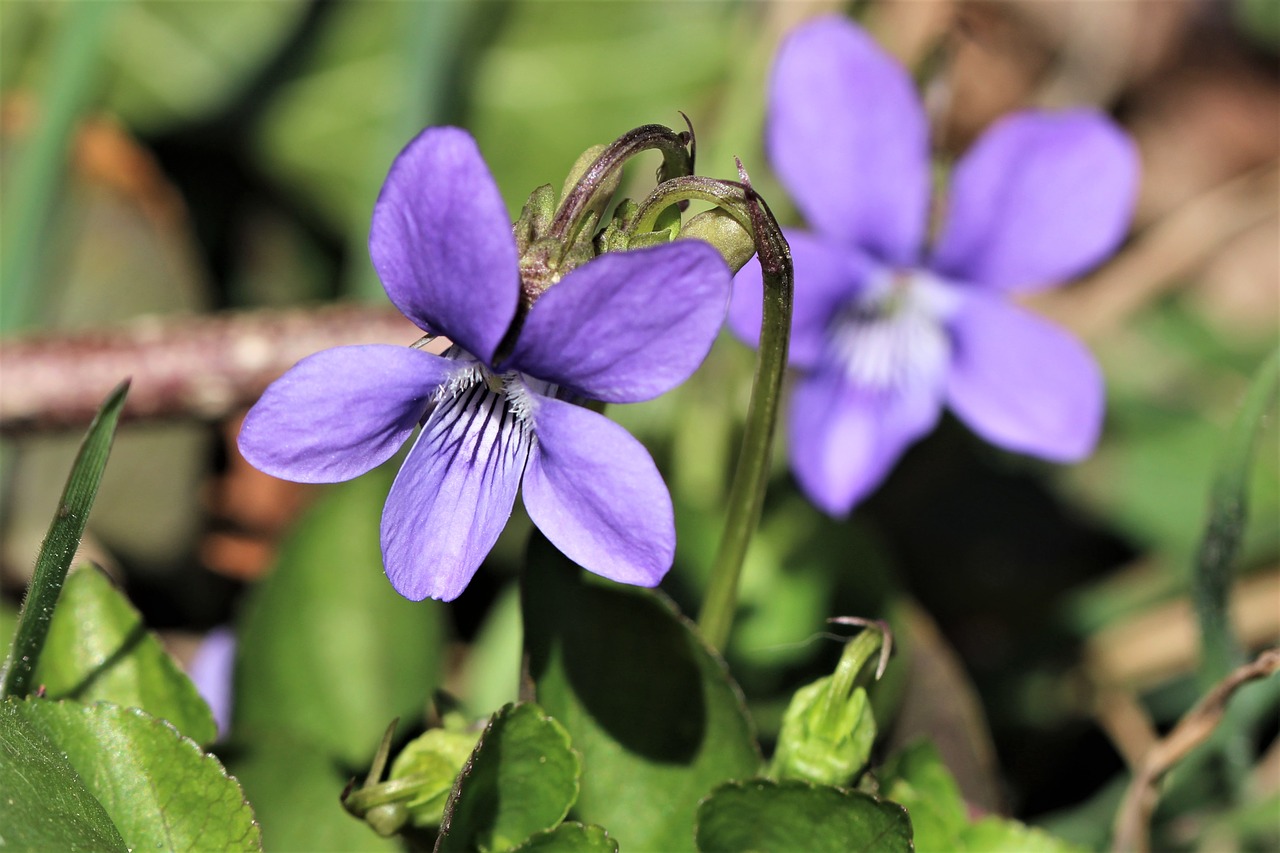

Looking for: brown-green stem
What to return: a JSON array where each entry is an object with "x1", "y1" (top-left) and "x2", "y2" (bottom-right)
[{"x1": 632, "y1": 171, "x2": 793, "y2": 651}]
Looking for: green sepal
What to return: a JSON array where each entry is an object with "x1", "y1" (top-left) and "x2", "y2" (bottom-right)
[{"x1": 514, "y1": 184, "x2": 557, "y2": 254}]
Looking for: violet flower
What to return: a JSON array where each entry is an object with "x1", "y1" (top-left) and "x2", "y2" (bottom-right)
[
  {"x1": 239, "y1": 127, "x2": 730, "y2": 600},
  {"x1": 187, "y1": 627, "x2": 236, "y2": 739},
  {"x1": 731, "y1": 17, "x2": 1139, "y2": 515}
]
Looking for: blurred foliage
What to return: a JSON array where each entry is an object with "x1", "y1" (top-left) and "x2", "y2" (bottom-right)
[{"x1": 1, "y1": 1, "x2": 1277, "y2": 850}]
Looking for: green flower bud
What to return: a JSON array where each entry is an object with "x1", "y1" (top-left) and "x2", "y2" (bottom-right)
[
  {"x1": 769, "y1": 621, "x2": 890, "y2": 787},
  {"x1": 343, "y1": 718, "x2": 482, "y2": 836},
  {"x1": 679, "y1": 208, "x2": 755, "y2": 273}
]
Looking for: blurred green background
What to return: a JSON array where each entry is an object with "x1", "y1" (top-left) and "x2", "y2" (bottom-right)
[{"x1": 1, "y1": 1, "x2": 1277, "y2": 849}]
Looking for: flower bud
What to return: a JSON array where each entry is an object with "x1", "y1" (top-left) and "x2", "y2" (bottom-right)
[
  {"x1": 343, "y1": 719, "x2": 481, "y2": 835},
  {"x1": 768, "y1": 621, "x2": 889, "y2": 786},
  {"x1": 679, "y1": 208, "x2": 755, "y2": 273}
]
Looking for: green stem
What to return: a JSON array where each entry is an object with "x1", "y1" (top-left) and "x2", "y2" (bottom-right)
[
  {"x1": 1, "y1": 381, "x2": 129, "y2": 699},
  {"x1": 0, "y1": 1, "x2": 115, "y2": 333},
  {"x1": 633, "y1": 175, "x2": 793, "y2": 651}
]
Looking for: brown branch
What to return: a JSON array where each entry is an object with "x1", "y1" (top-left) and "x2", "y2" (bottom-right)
[
  {"x1": 1111, "y1": 647, "x2": 1280, "y2": 853},
  {"x1": 0, "y1": 304, "x2": 424, "y2": 435}
]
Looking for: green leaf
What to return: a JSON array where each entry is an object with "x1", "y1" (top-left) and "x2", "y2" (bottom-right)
[
  {"x1": 33, "y1": 564, "x2": 216, "y2": 744},
  {"x1": 523, "y1": 534, "x2": 761, "y2": 852},
  {"x1": 227, "y1": 728, "x2": 397, "y2": 853},
  {"x1": 877, "y1": 741, "x2": 970, "y2": 852},
  {"x1": 13, "y1": 698, "x2": 261, "y2": 851},
  {"x1": 235, "y1": 472, "x2": 446, "y2": 764},
  {"x1": 0, "y1": 698, "x2": 128, "y2": 852},
  {"x1": 510, "y1": 823, "x2": 619, "y2": 853},
  {"x1": 107, "y1": 1, "x2": 307, "y2": 131},
  {"x1": 253, "y1": 0, "x2": 473, "y2": 287},
  {"x1": 439, "y1": 703, "x2": 581, "y2": 853},
  {"x1": 879, "y1": 740, "x2": 1085, "y2": 853},
  {"x1": 460, "y1": 582, "x2": 523, "y2": 717},
  {"x1": 694, "y1": 779, "x2": 912, "y2": 853},
  {"x1": 960, "y1": 819, "x2": 1086, "y2": 853},
  {"x1": 2, "y1": 380, "x2": 128, "y2": 700}
]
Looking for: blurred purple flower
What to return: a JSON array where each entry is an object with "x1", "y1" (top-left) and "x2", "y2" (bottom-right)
[
  {"x1": 239, "y1": 127, "x2": 730, "y2": 600},
  {"x1": 188, "y1": 627, "x2": 235, "y2": 739},
  {"x1": 731, "y1": 17, "x2": 1139, "y2": 515}
]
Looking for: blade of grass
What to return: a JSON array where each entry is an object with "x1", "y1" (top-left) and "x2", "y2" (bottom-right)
[
  {"x1": 1194, "y1": 346, "x2": 1280, "y2": 682},
  {"x1": 1, "y1": 380, "x2": 130, "y2": 699},
  {"x1": 1190, "y1": 345, "x2": 1280, "y2": 798}
]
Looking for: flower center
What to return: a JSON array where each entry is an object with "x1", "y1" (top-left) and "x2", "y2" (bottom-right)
[
  {"x1": 825, "y1": 268, "x2": 956, "y2": 393},
  {"x1": 433, "y1": 346, "x2": 556, "y2": 429}
]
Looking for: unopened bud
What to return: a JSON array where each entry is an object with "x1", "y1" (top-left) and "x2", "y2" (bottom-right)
[
  {"x1": 768, "y1": 621, "x2": 890, "y2": 786},
  {"x1": 343, "y1": 718, "x2": 481, "y2": 835},
  {"x1": 679, "y1": 209, "x2": 755, "y2": 273}
]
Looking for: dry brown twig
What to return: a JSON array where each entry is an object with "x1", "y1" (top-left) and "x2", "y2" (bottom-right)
[
  {"x1": 1111, "y1": 647, "x2": 1280, "y2": 853},
  {"x1": 0, "y1": 304, "x2": 422, "y2": 435}
]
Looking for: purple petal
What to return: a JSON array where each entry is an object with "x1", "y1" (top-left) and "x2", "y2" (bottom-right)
[
  {"x1": 505, "y1": 241, "x2": 730, "y2": 403},
  {"x1": 187, "y1": 627, "x2": 236, "y2": 739},
  {"x1": 768, "y1": 16, "x2": 929, "y2": 264},
  {"x1": 238, "y1": 345, "x2": 454, "y2": 484},
  {"x1": 369, "y1": 126, "x2": 519, "y2": 363},
  {"x1": 945, "y1": 293, "x2": 1102, "y2": 461},
  {"x1": 381, "y1": 383, "x2": 532, "y2": 601},
  {"x1": 729, "y1": 231, "x2": 876, "y2": 370},
  {"x1": 523, "y1": 396, "x2": 674, "y2": 587},
  {"x1": 789, "y1": 369, "x2": 942, "y2": 516},
  {"x1": 930, "y1": 110, "x2": 1139, "y2": 292}
]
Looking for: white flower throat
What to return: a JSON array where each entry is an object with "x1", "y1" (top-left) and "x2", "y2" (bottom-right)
[
  {"x1": 826, "y1": 268, "x2": 957, "y2": 393},
  {"x1": 432, "y1": 347, "x2": 556, "y2": 428}
]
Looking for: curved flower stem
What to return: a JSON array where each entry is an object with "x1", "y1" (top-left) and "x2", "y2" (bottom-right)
[
  {"x1": 632, "y1": 172, "x2": 793, "y2": 651},
  {"x1": 548, "y1": 123, "x2": 695, "y2": 258}
]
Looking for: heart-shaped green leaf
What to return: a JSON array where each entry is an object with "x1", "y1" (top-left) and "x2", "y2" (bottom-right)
[
  {"x1": 13, "y1": 698, "x2": 261, "y2": 851},
  {"x1": 235, "y1": 472, "x2": 446, "y2": 764},
  {"x1": 438, "y1": 703, "x2": 580, "y2": 853},
  {"x1": 523, "y1": 534, "x2": 760, "y2": 852},
  {"x1": 34, "y1": 564, "x2": 216, "y2": 744},
  {"x1": 695, "y1": 779, "x2": 911, "y2": 853},
  {"x1": 0, "y1": 698, "x2": 127, "y2": 852},
  {"x1": 510, "y1": 822, "x2": 619, "y2": 853}
]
